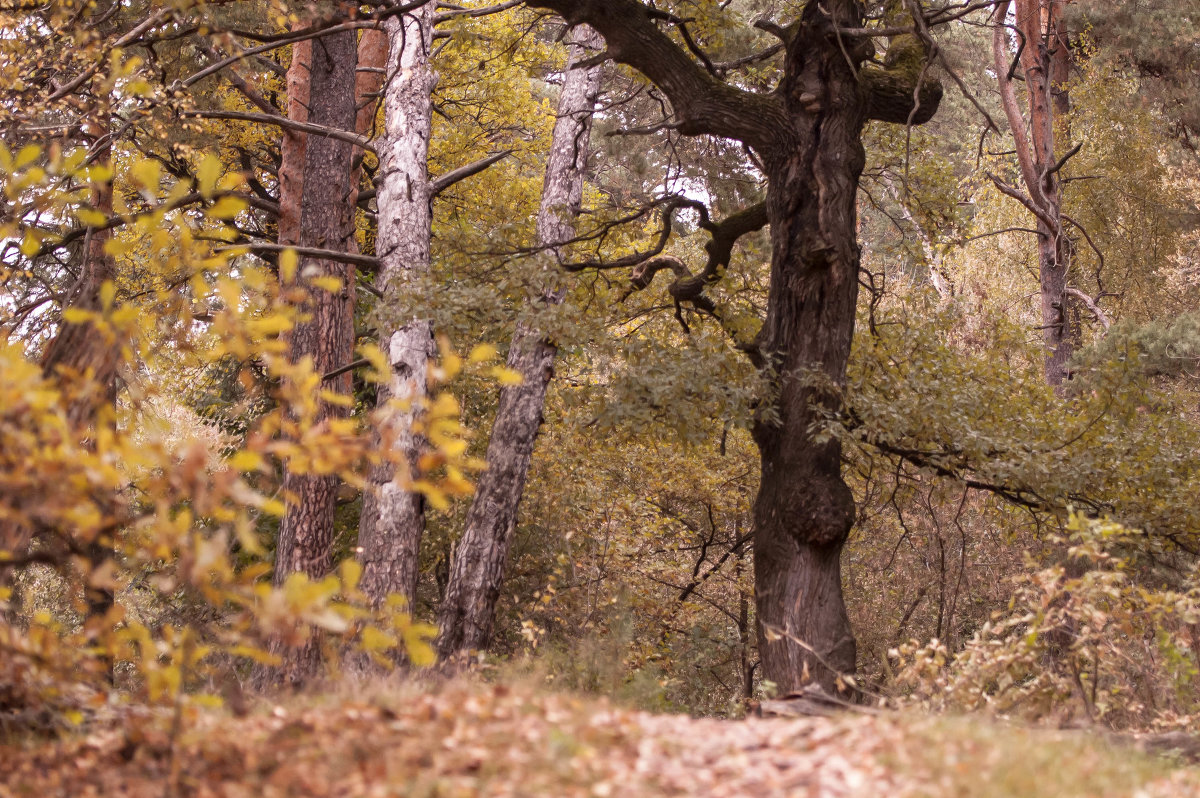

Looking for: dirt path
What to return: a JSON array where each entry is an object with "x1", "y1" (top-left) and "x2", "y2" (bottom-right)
[{"x1": 2, "y1": 683, "x2": 1195, "y2": 797}]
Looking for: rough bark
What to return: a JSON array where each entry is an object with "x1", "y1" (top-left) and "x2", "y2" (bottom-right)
[
  {"x1": 994, "y1": 0, "x2": 1077, "y2": 388},
  {"x1": 523, "y1": 0, "x2": 941, "y2": 694},
  {"x1": 269, "y1": 19, "x2": 359, "y2": 688},
  {"x1": 436, "y1": 25, "x2": 603, "y2": 658},
  {"x1": 357, "y1": 4, "x2": 437, "y2": 611}
]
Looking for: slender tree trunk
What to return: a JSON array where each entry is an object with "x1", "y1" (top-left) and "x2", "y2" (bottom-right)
[
  {"x1": 277, "y1": 35, "x2": 310, "y2": 249},
  {"x1": 357, "y1": 4, "x2": 437, "y2": 611},
  {"x1": 269, "y1": 19, "x2": 359, "y2": 688},
  {"x1": 435, "y1": 26, "x2": 604, "y2": 659},
  {"x1": 995, "y1": 0, "x2": 1077, "y2": 388}
]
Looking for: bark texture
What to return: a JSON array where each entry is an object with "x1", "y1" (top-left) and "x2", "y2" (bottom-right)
[
  {"x1": 277, "y1": 35, "x2": 311, "y2": 249},
  {"x1": 994, "y1": 0, "x2": 1077, "y2": 388},
  {"x1": 357, "y1": 3, "x2": 437, "y2": 611},
  {"x1": 269, "y1": 20, "x2": 359, "y2": 688},
  {"x1": 524, "y1": 0, "x2": 941, "y2": 694},
  {"x1": 436, "y1": 25, "x2": 603, "y2": 658}
]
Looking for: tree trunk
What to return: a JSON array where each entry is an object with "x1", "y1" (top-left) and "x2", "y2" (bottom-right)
[
  {"x1": 436, "y1": 26, "x2": 604, "y2": 659},
  {"x1": 357, "y1": 4, "x2": 437, "y2": 611},
  {"x1": 749, "y1": 2, "x2": 885, "y2": 696},
  {"x1": 995, "y1": 0, "x2": 1077, "y2": 388},
  {"x1": 268, "y1": 19, "x2": 359, "y2": 688},
  {"x1": 277, "y1": 34, "x2": 310, "y2": 249}
]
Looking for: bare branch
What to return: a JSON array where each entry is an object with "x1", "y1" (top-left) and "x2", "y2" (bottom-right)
[
  {"x1": 181, "y1": 110, "x2": 375, "y2": 152},
  {"x1": 525, "y1": 0, "x2": 785, "y2": 149},
  {"x1": 430, "y1": 151, "x2": 512, "y2": 197},
  {"x1": 217, "y1": 243, "x2": 380, "y2": 270},
  {"x1": 1065, "y1": 288, "x2": 1112, "y2": 331}
]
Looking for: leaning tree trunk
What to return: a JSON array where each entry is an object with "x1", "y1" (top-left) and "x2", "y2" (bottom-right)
[
  {"x1": 269, "y1": 20, "x2": 359, "y2": 688},
  {"x1": 994, "y1": 0, "x2": 1077, "y2": 388},
  {"x1": 436, "y1": 25, "x2": 603, "y2": 659},
  {"x1": 357, "y1": 3, "x2": 437, "y2": 611}
]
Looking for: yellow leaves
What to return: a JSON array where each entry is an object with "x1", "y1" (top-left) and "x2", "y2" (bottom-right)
[
  {"x1": 75, "y1": 207, "x2": 107, "y2": 226},
  {"x1": 196, "y1": 153, "x2": 224, "y2": 198},
  {"x1": 130, "y1": 158, "x2": 161, "y2": 191},
  {"x1": 99, "y1": 279, "x2": 116, "y2": 310},
  {"x1": 18, "y1": 231, "x2": 40, "y2": 257},
  {"x1": 279, "y1": 248, "x2": 299, "y2": 283},
  {"x1": 490, "y1": 365, "x2": 524, "y2": 386},
  {"x1": 357, "y1": 342, "x2": 392, "y2": 384},
  {"x1": 245, "y1": 313, "x2": 294, "y2": 339},
  {"x1": 14, "y1": 143, "x2": 40, "y2": 169},
  {"x1": 404, "y1": 626, "x2": 438, "y2": 667},
  {"x1": 340, "y1": 559, "x2": 363, "y2": 592},
  {"x1": 359, "y1": 625, "x2": 398, "y2": 653},
  {"x1": 227, "y1": 450, "x2": 264, "y2": 472},
  {"x1": 468, "y1": 343, "x2": 498, "y2": 363},
  {"x1": 308, "y1": 275, "x2": 344, "y2": 294},
  {"x1": 207, "y1": 196, "x2": 247, "y2": 220}
]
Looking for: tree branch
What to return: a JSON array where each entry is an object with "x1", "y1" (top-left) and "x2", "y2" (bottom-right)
[
  {"x1": 217, "y1": 243, "x2": 380, "y2": 270},
  {"x1": 182, "y1": 110, "x2": 375, "y2": 152},
  {"x1": 524, "y1": 0, "x2": 785, "y2": 149},
  {"x1": 430, "y1": 151, "x2": 512, "y2": 197}
]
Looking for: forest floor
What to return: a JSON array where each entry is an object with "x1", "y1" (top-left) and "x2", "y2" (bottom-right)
[{"x1": 2, "y1": 680, "x2": 1198, "y2": 797}]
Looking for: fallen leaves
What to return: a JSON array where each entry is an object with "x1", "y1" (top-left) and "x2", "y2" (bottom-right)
[{"x1": 1, "y1": 681, "x2": 1197, "y2": 797}]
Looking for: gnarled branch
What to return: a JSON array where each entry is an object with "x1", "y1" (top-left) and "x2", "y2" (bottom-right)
[{"x1": 524, "y1": 0, "x2": 786, "y2": 149}]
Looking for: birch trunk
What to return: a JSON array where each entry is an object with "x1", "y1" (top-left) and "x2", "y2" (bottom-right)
[
  {"x1": 436, "y1": 26, "x2": 603, "y2": 658},
  {"x1": 357, "y1": 4, "x2": 437, "y2": 610},
  {"x1": 268, "y1": 20, "x2": 359, "y2": 688}
]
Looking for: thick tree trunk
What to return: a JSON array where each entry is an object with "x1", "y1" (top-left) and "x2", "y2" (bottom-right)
[
  {"x1": 269, "y1": 20, "x2": 359, "y2": 688},
  {"x1": 436, "y1": 26, "x2": 604, "y2": 658},
  {"x1": 750, "y1": 2, "x2": 875, "y2": 696},
  {"x1": 357, "y1": 4, "x2": 437, "y2": 611}
]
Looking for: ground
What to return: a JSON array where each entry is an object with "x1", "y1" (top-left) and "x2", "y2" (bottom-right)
[{"x1": 2, "y1": 681, "x2": 1196, "y2": 797}]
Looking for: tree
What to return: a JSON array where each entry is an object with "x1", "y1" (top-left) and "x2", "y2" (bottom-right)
[
  {"x1": 517, "y1": 0, "x2": 942, "y2": 693},
  {"x1": 357, "y1": 2, "x2": 439, "y2": 612},
  {"x1": 269, "y1": 12, "x2": 360, "y2": 686},
  {"x1": 437, "y1": 24, "x2": 605, "y2": 659},
  {"x1": 990, "y1": 0, "x2": 1083, "y2": 388}
]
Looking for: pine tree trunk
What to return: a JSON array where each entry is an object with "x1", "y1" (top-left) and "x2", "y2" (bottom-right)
[
  {"x1": 357, "y1": 4, "x2": 437, "y2": 611},
  {"x1": 435, "y1": 26, "x2": 603, "y2": 659},
  {"x1": 277, "y1": 34, "x2": 310, "y2": 249},
  {"x1": 997, "y1": 0, "x2": 1077, "y2": 388},
  {"x1": 269, "y1": 20, "x2": 359, "y2": 688}
]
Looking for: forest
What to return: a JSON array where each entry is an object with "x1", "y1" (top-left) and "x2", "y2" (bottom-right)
[{"x1": 2, "y1": 0, "x2": 1200, "y2": 795}]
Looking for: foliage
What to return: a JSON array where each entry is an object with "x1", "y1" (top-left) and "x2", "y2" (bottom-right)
[{"x1": 893, "y1": 514, "x2": 1200, "y2": 731}]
